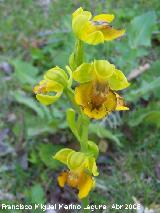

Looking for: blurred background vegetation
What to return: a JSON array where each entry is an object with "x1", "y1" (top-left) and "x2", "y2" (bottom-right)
[{"x1": 0, "y1": 0, "x2": 160, "y2": 212}]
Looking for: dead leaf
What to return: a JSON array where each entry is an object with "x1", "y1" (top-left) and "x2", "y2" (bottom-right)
[{"x1": 99, "y1": 140, "x2": 108, "y2": 153}]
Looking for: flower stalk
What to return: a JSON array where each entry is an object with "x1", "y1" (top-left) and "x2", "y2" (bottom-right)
[{"x1": 80, "y1": 114, "x2": 89, "y2": 152}]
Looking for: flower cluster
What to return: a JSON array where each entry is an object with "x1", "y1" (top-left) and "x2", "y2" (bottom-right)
[{"x1": 33, "y1": 7, "x2": 129, "y2": 200}]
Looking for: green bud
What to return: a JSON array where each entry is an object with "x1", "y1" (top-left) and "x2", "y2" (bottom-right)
[{"x1": 87, "y1": 140, "x2": 99, "y2": 159}]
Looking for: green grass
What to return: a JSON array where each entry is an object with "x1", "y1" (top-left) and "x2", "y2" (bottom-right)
[{"x1": 0, "y1": 0, "x2": 160, "y2": 212}]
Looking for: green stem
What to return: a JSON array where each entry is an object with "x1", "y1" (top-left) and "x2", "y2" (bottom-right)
[
  {"x1": 65, "y1": 87, "x2": 80, "y2": 113},
  {"x1": 82, "y1": 196, "x2": 90, "y2": 213},
  {"x1": 81, "y1": 114, "x2": 89, "y2": 152},
  {"x1": 75, "y1": 39, "x2": 84, "y2": 67},
  {"x1": 69, "y1": 39, "x2": 84, "y2": 70},
  {"x1": 68, "y1": 38, "x2": 91, "y2": 212}
]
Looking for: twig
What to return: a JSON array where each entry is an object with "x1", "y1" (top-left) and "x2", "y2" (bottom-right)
[{"x1": 127, "y1": 63, "x2": 150, "y2": 81}]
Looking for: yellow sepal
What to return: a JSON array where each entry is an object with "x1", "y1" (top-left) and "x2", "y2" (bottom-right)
[
  {"x1": 94, "y1": 60, "x2": 115, "y2": 81},
  {"x1": 53, "y1": 148, "x2": 75, "y2": 165},
  {"x1": 57, "y1": 171, "x2": 68, "y2": 187},
  {"x1": 36, "y1": 93, "x2": 62, "y2": 105},
  {"x1": 73, "y1": 63, "x2": 93, "y2": 83},
  {"x1": 44, "y1": 66, "x2": 68, "y2": 87},
  {"x1": 108, "y1": 69, "x2": 130, "y2": 90},
  {"x1": 93, "y1": 14, "x2": 114, "y2": 22},
  {"x1": 78, "y1": 174, "x2": 94, "y2": 199},
  {"x1": 84, "y1": 31, "x2": 104, "y2": 45}
]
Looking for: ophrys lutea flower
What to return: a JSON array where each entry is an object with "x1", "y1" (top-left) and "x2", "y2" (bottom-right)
[
  {"x1": 73, "y1": 60, "x2": 130, "y2": 119},
  {"x1": 33, "y1": 66, "x2": 69, "y2": 105},
  {"x1": 72, "y1": 7, "x2": 125, "y2": 45},
  {"x1": 53, "y1": 148, "x2": 98, "y2": 199}
]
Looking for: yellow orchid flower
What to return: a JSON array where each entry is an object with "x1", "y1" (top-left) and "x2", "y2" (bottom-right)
[
  {"x1": 53, "y1": 148, "x2": 98, "y2": 199},
  {"x1": 54, "y1": 148, "x2": 99, "y2": 176},
  {"x1": 72, "y1": 7, "x2": 125, "y2": 45},
  {"x1": 33, "y1": 66, "x2": 68, "y2": 105},
  {"x1": 57, "y1": 170, "x2": 95, "y2": 199},
  {"x1": 73, "y1": 60, "x2": 130, "y2": 119}
]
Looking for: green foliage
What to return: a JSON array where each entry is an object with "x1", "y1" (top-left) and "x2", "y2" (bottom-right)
[
  {"x1": 126, "y1": 60, "x2": 160, "y2": 102},
  {"x1": 129, "y1": 102, "x2": 160, "y2": 128},
  {"x1": 129, "y1": 110, "x2": 160, "y2": 127},
  {"x1": 11, "y1": 90, "x2": 45, "y2": 118},
  {"x1": 89, "y1": 123, "x2": 121, "y2": 146},
  {"x1": 38, "y1": 144, "x2": 62, "y2": 169},
  {"x1": 11, "y1": 59, "x2": 39, "y2": 88},
  {"x1": 128, "y1": 11, "x2": 157, "y2": 48},
  {"x1": 25, "y1": 184, "x2": 45, "y2": 204}
]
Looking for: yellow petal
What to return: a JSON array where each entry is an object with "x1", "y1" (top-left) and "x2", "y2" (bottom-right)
[
  {"x1": 33, "y1": 79, "x2": 50, "y2": 94},
  {"x1": 75, "y1": 83, "x2": 92, "y2": 106},
  {"x1": 116, "y1": 106, "x2": 129, "y2": 110},
  {"x1": 115, "y1": 93, "x2": 129, "y2": 111},
  {"x1": 84, "y1": 90, "x2": 116, "y2": 119},
  {"x1": 103, "y1": 90, "x2": 117, "y2": 111},
  {"x1": 84, "y1": 107, "x2": 109, "y2": 119},
  {"x1": 73, "y1": 63, "x2": 93, "y2": 83},
  {"x1": 53, "y1": 148, "x2": 75, "y2": 165},
  {"x1": 72, "y1": 13, "x2": 91, "y2": 37},
  {"x1": 93, "y1": 14, "x2": 114, "y2": 22},
  {"x1": 34, "y1": 80, "x2": 63, "y2": 94},
  {"x1": 87, "y1": 157, "x2": 99, "y2": 176},
  {"x1": 67, "y1": 171, "x2": 80, "y2": 188},
  {"x1": 102, "y1": 27, "x2": 125, "y2": 41},
  {"x1": 34, "y1": 79, "x2": 63, "y2": 105},
  {"x1": 108, "y1": 69, "x2": 130, "y2": 90},
  {"x1": 72, "y1": 7, "x2": 92, "y2": 20},
  {"x1": 58, "y1": 171, "x2": 68, "y2": 187},
  {"x1": 36, "y1": 93, "x2": 62, "y2": 105},
  {"x1": 75, "y1": 83, "x2": 116, "y2": 119},
  {"x1": 46, "y1": 81, "x2": 63, "y2": 92},
  {"x1": 94, "y1": 60, "x2": 115, "y2": 81},
  {"x1": 72, "y1": 7, "x2": 84, "y2": 18},
  {"x1": 78, "y1": 174, "x2": 94, "y2": 199},
  {"x1": 84, "y1": 31, "x2": 104, "y2": 45}
]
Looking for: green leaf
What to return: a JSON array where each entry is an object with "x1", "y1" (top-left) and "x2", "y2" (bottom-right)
[
  {"x1": 142, "y1": 60, "x2": 160, "y2": 99},
  {"x1": 11, "y1": 59, "x2": 38, "y2": 86},
  {"x1": 128, "y1": 11, "x2": 157, "y2": 48},
  {"x1": 11, "y1": 90, "x2": 45, "y2": 118},
  {"x1": 66, "y1": 108, "x2": 80, "y2": 142},
  {"x1": 129, "y1": 111, "x2": 160, "y2": 127},
  {"x1": 89, "y1": 123, "x2": 121, "y2": 146},
  {"x1": 27, "y1": 126, "x2": 56, "y2": 137},
  {"x1": 30, "y1": 184, "x2": 45, "y2": 204},
  {"x1": 39, "y1": 144, "x2": 62, "y2": 169},
  {"x1": 126, "y1": 76, "x2": 160, "y2": 102},
  {"x1": 126, "y1": 60, "x2": 160, "y2": 102}
]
